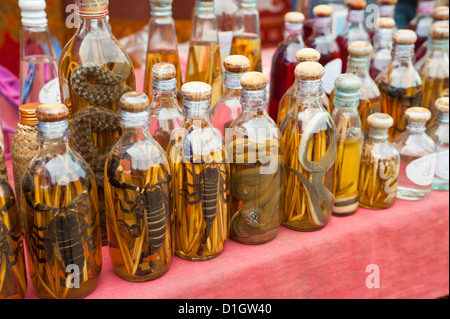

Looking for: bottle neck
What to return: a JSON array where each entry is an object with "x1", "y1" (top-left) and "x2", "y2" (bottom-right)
[
  {"x1": 241, "y1": 88, "x2": 268, "y2": 111},
  {"x1": 152, "y1": 78, "x2": 178, "y2": 99},
  {"x1": 438, "y1": 112, "x2": 449, "y2": 124},
  {"x1": 151, "y1": 2, "x2": 173, "y2": 17},
  {"x1": 314, "y1": 17, "x2": 333, "y2": 36},
  {"x1": 192, "y1": 1, "x2": 218, "y2": 42},
  {"x1": 348, "y1": 55, "x2": 370, "y2": 73},
  {"x1": 333, "y1": 91, "x2": 360, "y2": 111},
  {"x1": 416, "y1": 0, "x2": 436, "y2": 16},
  {"x1": 373, "y1": 28, "x2": 394, "y2": 50},
  {"x1": 37, "y1": 120, "x2": 70, "y2": 146},
  {"x1": 121, "y1": 111, "x2": 152, "y2": 141},
  {"x1": 183, "y1": 99, "x2": 211, "y2": 120},
  {"x1": 296, "y1": 79, "x2": 323, "y2": 99},
  {"x1": 224, "y1": 72, "x2": 244, "y2": 91},
  {"x1": 347, "y1": 9, "x2": 365, "y2": 25},
  {"x1": 20, "y1": 25, "x2": 56, "y2": 59},
  {"x1": 379, "y1": 4, "x2": 396, "y2": 18},
  {"x1": 78, "y1": 15, "x2": 110, "y2": 35},
  {"x1": 369, "y1": 128, "x2": 390, "y2": 141},
  {"x1": 427, "y1": 37, "x2": 450, "y2": 52},
  {"x1": 406, "y1": 121, "x2": 427, "y2": 133},
  {"x1": 392, "y1": 44, "x2": 415, "y2": 62},
  {"x1": 284, "y1": 22, "x2": 304, "y2": 39}
]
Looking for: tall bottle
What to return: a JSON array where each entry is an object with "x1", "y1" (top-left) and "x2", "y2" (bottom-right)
[
  {"x1": 306, "y1": 5, "x2": 342, "y2": 96},
  {"x1": 144, "y1": 0, "x2": 182, "y2": 104},
  {"x1": 211, "y1": 55, "x2": 251, "y2": 137},
  {"x1": 370, "y1": 17, "x2": 396, "y2": 80},
  {"x1": 280, "y1": 62, "x2": 336, "y2": 231},
  {"x1": 105, "y1": 92, "x2": 172, "y2": 282},
  {"x1": 415, "y1": 23, "x2": 449, "y2": 127},
  {"x1": 331, "y1": 74, "x2": 364, "y2": 216},
  {"x1": 149, "y1": 62, "x2": 183, "y2": 151},
  {"x1": 336, "y1": 0, "x2": 371, "y2": 74},
  {"x1": 168, "y1": 82, "x2": 229, "y2": 261},
  {"x1": 359, "y1": 113, "x2": 400, "y2": 209},
  {"x1": 226, "y1": 72, "x2": 282, "y2": 244},
  {"x1": 19, "y1": 0, "x2": 60, "y2": 105},
  {"x1": 407, "y1": 0, "x2": 436, "y2": 54},
  {"x1": 427, "y1": 97, "x2": 449, "y2": 191},
  {"x1": 59, "y1": 0, "x2": 136, "y2": 246},
  {"x1": 21, "y1": 104, "x2": 102, "y2": 299},
  {"x1": 268, "y1": 12, "x2": 306, "y2": 122},
  {"x1": 230, "y1": 0, "x2": 262, "y2": 72},
  {"x1": 377, "y1": 30, "x2": 423, "y2": 142},
  {"x1": 216, "y1": 0, "x2": 239, "y2": 64},
  {"x1": 186, "y1": 0, "x2": 223, "y2": 107}
]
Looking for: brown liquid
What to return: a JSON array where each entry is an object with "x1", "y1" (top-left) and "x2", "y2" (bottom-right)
[{"x1": 422, "y1": 76, "x2": 449, "y2": 127}]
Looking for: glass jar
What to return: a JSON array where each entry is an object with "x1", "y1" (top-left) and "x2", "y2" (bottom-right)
[
  {"x1": 370, "y1": 17, "x2": 396, "y2": 80},
  {"x1": 21, "y1": 104, "x2": 102, "y2": 299}
]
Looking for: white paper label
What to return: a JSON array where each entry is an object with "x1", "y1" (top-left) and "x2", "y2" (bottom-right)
[
  {"x1": 322, "y1": 59, "x2": 342, "y2": 95},
  {"x1": 39, "y1": 78, "x2": 61, "y2": 104},
  {"x1": 406, "y1": 153, "x2": 437, "y2": 186},
  {"x1": 435, "y1": 150, "x2": 449, "y2": 180}
]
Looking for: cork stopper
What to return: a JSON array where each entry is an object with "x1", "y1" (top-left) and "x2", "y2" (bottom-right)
[
  {"x1": 368, "y1": 113, "x2": 394, "y2": 129},
  {"x1": 435, "y1": 97, "x2": 449, "y2": 113},
  {"x1": 75, "y1": 0, "x2": 108, "y2": 16},
  {"x1": 377, "y1": 0, "x2": 398, "y2": 5},
  {"x1": 285, "y1": 12, "x2": 305, "y2": 24},
  {"x1": 432, "y1": 6, "x2": 449, "y2": 21},
  {"x1": 36, "y1": 104, "x2": 69, "y2": 123},
  {"x1": 181, "y1": 82, "x2": 212, "y2": 101},
  {"x1": 376, "y1": 17, "x2": 396, "y2": 29},
  {"x1": 393, "y1": 29, "x2": 418, "y2": 44},
  {"x1": 313, "y1": 4, "x2": 334, "y2": 17},
  {"x1": 334, "y1": 74, "x2": 362, "y2": 94},
  {"x1": 296, "y1": 48, "x2": 321, "y2": 63},
  {"x1": 347, "y1": 0, "x2": 367, "y2": 10},
  {"x1": 295, "y1": 62, "x2": 325, "y2": 81},
  {"x1": 224, "y1": 55, "x2": 251, "y2": 73},
  {"x1": 240, "y1": 72, "x2": 268, "y2": 91},
  {"x1": 429, "y1": 23, "x2": 449, "y2": 39},
  {"x1": 348, "y1": 41, "x2": 373, "y2": 57},
  {"x1": 19, "y1": 103, "x2": 41, "y2": 126},
  {"x1": 405, "y1": 107, "x2": 432, "y2": 122},
  {"x1": 119, "y1": 92, "x2": 150, "y2": 113},
  {"x1": 152, "y1": 62, "x2": 177, "y2": 81}
]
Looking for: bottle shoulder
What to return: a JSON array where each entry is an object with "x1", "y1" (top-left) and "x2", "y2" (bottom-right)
[
  {"x1": 363, "y1": 139, "x2": 400, "y2": 161},
  {"x1": 394, "y1": 131, "x2": 437, "y2": 156}
]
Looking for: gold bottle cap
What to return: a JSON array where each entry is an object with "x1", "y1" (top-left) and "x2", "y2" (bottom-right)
[
  {"x1": 36, "y1": 104, "x2": 69, "y2": 123},
  {"x1": 393, "y1": 29, "x2": 418, "y2": 45},
  {"x1": 240, "y1": 72, "x2": 268, "y2": 91},
  {"x1": 405, "y1": 107, "x2": 432, "y2": 122},
  {"x1": 224, "y1": 55, "x2": 251, "y2": 73},
  {"x1": 152, "y1": 62, "x2": 177, "y2": 81},
  {"x1": 368, "y1": 113, "x2": 394, "y2": 129},
  {"x1": 181, "y1": 82, "x2": 212, "y2": 101},
  {"x1": 295, "y1": 62, "x2": 325, "y2": 81},
  {"x1": 377, "y1": 0, "x2": 398, "y2": 5},
  {"x1": 348, "y1": 41, "x2": 373, "y2": 57},
  {"x1": 313, "y1": 4, "x2": 334, "y2": 17},
  {"x1": 347, "y1": 0, "x2": 367, "y2": 10},
  {"x1": 119, "y1": 92, "x2": 150, "y2": 113},
  {"x1": 432, "y1": 6, "x2": 449, "y2": 21},
  {"x1": 296, "y1": 48, "x2": 321, "y2": 63},
  {"x1": 19, "y1": 103, "x2": 41, "y2": 126},
  {"x1": 285, "y1": 12, "x2": 305, "y2": 24},
  {"x1": 75, "y1": 0, "x2": 108, "y2": 17},
  {"x1": 429, "y1": 23, "x2": 449, "y2": 39},
  {"x1": 435, "y1": 97, "x2": 449, "y2": 113},
  {"x1": 376, "y1": 17, "x2": 396, "y2": 29}
]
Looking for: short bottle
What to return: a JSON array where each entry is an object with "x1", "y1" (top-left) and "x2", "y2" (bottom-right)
[
  {"x1": 427, "y1": 97, "x2": 449, "y2": 191},
  {"x1": 394, "y1": 107, "x2": 437, "y2": 201},
  {"x1": 105, "y1": 92, "x2": 172, "y2": 282},
  {"x1": 226, "y1": 72, "x2": 282, "y2": 244},
  {"x1": 331, "y1": 74, "x2": 364, "y2": 216},
  {"x1": 359, "y1": 113, "x2": 400, "y2": 209},
  {"x1": 211, "y1": 55, "x2": 251, "y2": 137},
  {"x1": 21, "y1": 104, "x2": 102, "y2": 299},
  {"x1": 408, "y1": 0, "x2": 436, "y2": 54},
  {"x1": 370, "y1": 17, "x2": 396, "y2": 80}
]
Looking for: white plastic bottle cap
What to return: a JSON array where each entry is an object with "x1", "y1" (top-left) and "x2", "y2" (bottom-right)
[{"x1": 19, "y1": 0, "x2": 48, "y2": 27}]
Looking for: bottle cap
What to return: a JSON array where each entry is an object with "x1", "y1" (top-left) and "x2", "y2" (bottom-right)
[
  {"x1": 295, "y1": 62, "x2": 325, "y2": 81},
  {"x1": 432, "y1": 6, "x2": 449, "y2": 21},
  {"x1": 429, "y1": 23, "x2": 449, "y2": 39},
  {"x1": 181, "y1": 82, "x2": 212, "y2": 101},
  {"x1": 377, "y1": 0, "x2": 398, "y2": 5},
  {"x1": 152, "y1": 62, "x2": 177, "y2": 81},
  {"x1": 313, "y1": 4, "x2": 334, "y2": 17},
  {"x1": 240, "y1": 72, "x2": 268, "y2": 91},
  {"x1": 405, "y1": 107, "x2": 432, "y2": 122},
  {"x1": 36, "y1": 104, "x2": 69, "y2": 123},
  {"x1": 75, "y1": 0, "x2": 108, "y2": 17},
  {"x1": 435, "y1": 97, "x2": 449, "y2": 113},
  {"x1": 376, "y1": 17, "x2": 396, "y2": 29},
  {"x1": 333, "y1": 74, "x2": 362, "y2": 109},
  {"x1": 19, "y1": 0, "x2": 47, "y2": 27},
  {"x1": 224, "y1": 55, "x2": 251, "y2": 73},
  {"x1": 19, "y1": 103, "x2": 41, "y2": 127},
  {"x1": 119, "y1": 92, "x2": 150, "y2": 113},
  {"x1": 347, "y1": 0, "x2": 367, "y2": 10},
  {"x1": 348, "y1": 41, "x2": 373, "y2": 57},
  {"x1": 296, "y1": 48, "x2": 321, "y2": 63},
  {"x1": 393, "y1": 29, "x2": 418, "y2": 44},
  {"x1": 285, "y1": 12, "x2": 305, "y2": 24},
  {"x1": 150, "y1": 0, "x2": 173, "y2": 16},
  {"x1": 368, "y1": 113, "x2": 394, "y2": 129}
]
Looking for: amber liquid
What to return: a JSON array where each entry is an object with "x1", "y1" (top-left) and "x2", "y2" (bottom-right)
[
  {"x1": 230, "y1": 33, "x2": 262, "y2": 72},
  {"x1": 185, "y1": 41, "x2": 224, "y2": 107},
  {"x1": 360, "y1": 97, "x2": 381, "y2": 137},
  {"x1": 422, "y1": 76, "x2": 449, "y2": 127}
]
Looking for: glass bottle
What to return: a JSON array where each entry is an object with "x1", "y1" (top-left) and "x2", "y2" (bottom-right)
[
  {"x1": 268, "y1": 12, "x2": 306, "y2": 122},
  {"x1": 336, "y1": 0, "x2": 371, "y2": 74},
  {"x1": 59, "y1": 0, "x2": 136, "y2": 246},
  {"x1": 19, "y1": 0, "x2": 60, "y2": 105},
  {"x1": 331, "y1": 74, "x2": 364, "y2": 216},
  {"x1": 225, "y1": 72, "x2": 282, "y2": 244},
  {"x1": 230, "y1": 0, "x2": 262, "y2": 72},
  {"x1": 280, "y1": 62, "x2": 336, "y2": 231},
  {"x1": 377, "y1": 30, "x2": 423, "y2": 142},
  {"x1": 408, "y1": 0, "x2": 436, "y2": 54},
  {"x1": 216, "y1": 0, "x2": 239, "y2": 65},
  {"x1": 277, "y1": 48, "x2": 331, "y2": 126},
  {"x1": 104, "y1": 92, "x2": 172, "y2": 282},
  {"x1": 394, "y1": 107, "x2": 437, "y2": 201},
  {"x1": 370, "y1": 17, "x2": 396, "y2": 80},
  {"x1": 211, "y1": 55, "x2": 251, "y2": 137},
  {"x1": 359, "y1": 113, "x2": 400, "y2": 209},
  {"x1": 367, "y1": 0, "x2": 398, "y2": 39},
  {"x1": 144, "y1": 0, "x2": 182, "y2": 104},
  {"x1": 306, "y1": 5, "x2": 342, "y2": 97},
  {"x1": 168, "y1": 82, "x2": 229, "y2": 261},
  {"x1": 149, "y1": 62, "x2": 183, "y2": 151},
  {"x1": 186, "y1": 0, "x2": 223, "y2": 107},
  {"x1": 415, "y1": 23, "x2": 449, "y2": 127},
  {"x1": 21, "y1": 104, "x2": 102, "y2": 299},
  {"x1": 427, "y1": 97, "x2": 449, "y2": 191}
]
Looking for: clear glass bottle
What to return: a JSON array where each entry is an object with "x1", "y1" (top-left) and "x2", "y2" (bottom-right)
[
  {"x1": 306, "y1": 5, "x2": 342, "y2": 96},
  {"x1": 216, "y1": 0, "x2": 238, "y2": 65},
  {"x1": 359, "y1": 113, "x2": 400, "y2": 209},
  {"x1": 144, "y1": 0, "x2": 182, "y2": 104},
  {"x1": 230, "y1": 0, "x2": 262, "y2": 72},
  {"x1": 168, "y1": 82, "x2": 229, "y2": 261},
  {"x1": 59, "y1": 0, "x2": 136, "y2": 246},
  {"x1": 370, "y1": 17, "x2": 396, "y2": 80},
  {"x1": 415, "y1": 23, "x2": 449, "y2": 127},
  {"x1": 427, "y1": 97, "x2": 449, "y2": 191},
  {"x1": 408, "y1": 0, "x2": 436, "y2": 54},
  {"x1": 211, "y1": 55, "x2": 251, "y2": 137},
  {"x1": 104, "y1": 92, "x2": 172, "y2": 282},
  {"x1": 331, "y1": 74, "x2": 364, "y2": 216},
  {"x1": 377, "y1": 30, "x2": 423, "y2": 142},
  {"x1": 19, "y1": 0, "x2": 60, "y2": 105},
  {"x1": 280, "y1": 62, "x2": 336, "y2": 231},
  {"x1": 394, "y1": 107, "x2": 437, "y2": 201},
  {"x1": 149, "y1": 62, "x2": 183, "y2": 151},
  {"x1": 186, "y1": 0, "x2": 223, "y2": 107},
  {"x1": 225, "y1": 72, "x2": 282, "y2": 244},
  {"x1": 21, "y1": 104, "x2": 102, "y2": 299},
  {"x1": 367, "y1": 0, "x2": 397, "y2": 39},
  {"x1": 336, "y1": 0, "x2": 371, "y2": 74},
  {"x1": 268, "y1": 12, "x2": 306, "y2": 122}
]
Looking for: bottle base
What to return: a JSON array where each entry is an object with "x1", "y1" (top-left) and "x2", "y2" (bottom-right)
[
  {"x1": 397, "y1": 187, "x2": 431, "y2": 201},
  {"x1": 175, "y1": 250, "x2": 223, "y2": 262}
]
